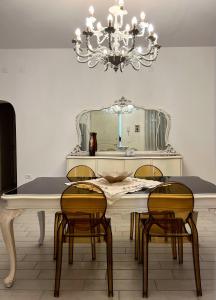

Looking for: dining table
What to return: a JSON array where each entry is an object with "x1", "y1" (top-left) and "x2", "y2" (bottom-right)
[{"x1": 1, "y1": 175, "x2": 216, "y2": 288}]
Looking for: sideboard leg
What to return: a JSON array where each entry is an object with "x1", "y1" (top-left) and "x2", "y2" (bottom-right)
[
  {"x1": 0, "y1": 209, "x2": 23, "y2": 287},
  {"x1": 37, "y1": 210, "x2": 45, "y2": 246}
]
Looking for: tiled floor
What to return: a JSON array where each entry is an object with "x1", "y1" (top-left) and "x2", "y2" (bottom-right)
[{"x1": 1, "y1": 209, "x2": 216, "y2": 299}]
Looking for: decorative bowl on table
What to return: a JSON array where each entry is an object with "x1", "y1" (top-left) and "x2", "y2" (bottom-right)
[{"x1": 98, "y1": 171, "x2": 132, "y2": 183}]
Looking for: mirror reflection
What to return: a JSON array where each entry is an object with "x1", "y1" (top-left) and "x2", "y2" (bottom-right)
[{"x1": 77, "y1": 98, "x2": 170, "y2": 152}]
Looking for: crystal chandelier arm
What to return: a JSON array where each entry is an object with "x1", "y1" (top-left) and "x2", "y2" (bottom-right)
[
  {"x1": 136, "y1": 29, "x2": 145, "y2": 37},
  {"x1": 132, "y1": 43, "x2": 158, "y2": 58},
  {"x1": 77, "y1": 57, "x2": 92, "y2": 63},
  {"x1": 129, "y1": 61, "x2": 140, "y2": 71},
  {"x1": 138, "y1": 60, "x2": 152, "y2": 67},
  {"x1": 139, "y1": 54, "x2": 158, "y2": 62},
  {"x1": 88, "y1": 57, "x2": 101, "y2": 68},
  {"x1": 138, "y1": 48, "x2": 159, "y2": 62},
  {"x1": 85, "y1": 36, "x2": 98, "y2": 53},
  {"x1": 97, "y1": 33, "x2": 109, "y2": 44},
  {"x1": 131, "y1": 58, "x2": 152, "y2": 69},
  {"x1": 128, "y1": 35, "x2": 136, "y2": 52},
  {"x1": 108, "y1": 33, "x2": 113, "y2": 50},
  {"x1": 136, "y1": 56, "x2": 155, "y2": 66},
  {"x1": 73, "y1": 43, "x2": 92, "y2": 59}
]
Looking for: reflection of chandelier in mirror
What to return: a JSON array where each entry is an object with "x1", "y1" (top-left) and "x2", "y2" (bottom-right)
[
  {"x1": 104, "y1": 97, "x2": 135, "y2": 114},
  {"x1": 104, "y1": 96, "x2": 135, "y2": 149},
  {"x1": 72, "y1": 0, "x2": 160, "y2": 72}
]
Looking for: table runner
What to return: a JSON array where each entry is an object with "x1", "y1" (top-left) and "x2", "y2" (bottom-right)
[{"x1": 66, "y1": 177, "x2": 161, "y2": 205}]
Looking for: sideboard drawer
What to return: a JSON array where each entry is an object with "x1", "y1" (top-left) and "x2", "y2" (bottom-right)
[
  {"x1": 97, "y1": 159, "x2": 125, "y2": 175},
  {"x1": 67, "y1": 158, "x2": 96, "y2": 174}
]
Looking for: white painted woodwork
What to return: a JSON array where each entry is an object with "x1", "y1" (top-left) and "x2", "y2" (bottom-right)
[
  {"x1": 0, "y1": 209, "x2": 23, "y2": 287},
  {"x1": 66, "y1": 155, "x2": 183, "y2": 176}
]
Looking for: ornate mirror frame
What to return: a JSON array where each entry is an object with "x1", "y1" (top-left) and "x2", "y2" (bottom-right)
[{"x1": 73, "y1": 97, "x2": 176, "y2": 155}]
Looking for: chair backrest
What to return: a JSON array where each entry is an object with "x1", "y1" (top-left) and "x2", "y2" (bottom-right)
[
  {"x1": 66, "y1": 165, "x2": 96, "y2": 181},
  {"x1": 61, "y1": 182, "x2": 107, "y2": 225},
  {"x1": 134, "y1": 165, "x2": 163, "y2": 178},
  {"x1": 148, "y1": 181, "x2": 194, "y2": 221}
]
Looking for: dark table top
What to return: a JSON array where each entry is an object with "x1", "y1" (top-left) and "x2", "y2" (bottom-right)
[{"x1": 4, "y1": 176, "x2": 216, "y2": 196}]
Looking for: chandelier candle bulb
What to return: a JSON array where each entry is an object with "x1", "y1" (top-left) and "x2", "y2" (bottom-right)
[
  {"x1": 125, "y1": 23, "x2": 130, "y2": 32},
  {"x1": 86, "y1": 18, "x2": 93, "y2": 31},
  {"x1": 148, "y1": 24, "x2": 154, "y2": 34},
  {"x1": 140, "y1": 11, "x2": 146, "y2": 21},
  {"x1": 131, "y1": 16, "x2": 138, "y2": 27},
  {"x1": 97, "y1": 22, "x2": 102, "y2": 30},
  {"x1": 137, "y1": 46, "x2": 142, "y2": 54},
  {"x1": 89, "y1": 6, "x2": 94, "y2": 16},
  {"x1": 119, "y1": 0, "x2": 124, "y2": 8},
  {"x1": 75, "y1": 28, "x2": 81, "y2": 40},
  {"x1": 153, "y1": 33, "x2": 158, "y2": 43},
  {"x1": 121, "y1": 49, "x2": 125, "y2": 56},
  {"x1": 71, "y1": 0, "x2": 160, "y2": 71},
  {"x1": 107, "y1": 14, "x2": 113, "y2": 26}
]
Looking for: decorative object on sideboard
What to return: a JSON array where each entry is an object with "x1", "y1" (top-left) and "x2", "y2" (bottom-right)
[
  {"x1": 125, "y1": 148, "x2": 136, "y2": 157},
  {"x1": 98, "y1": 171, "x2": 132, "y2": 183},
  {"x1": 89, "y1": 132, "x2": 97, "y2": 156},
  {"x1": 72, "y1": 0, "x2": 160, "y2": 72},
  {"x1": 165, "y1": 144, "x2": 177, "y2": 154},
  {"x1": 70, "y1": 145, "x2": 88, "y2": 156}
]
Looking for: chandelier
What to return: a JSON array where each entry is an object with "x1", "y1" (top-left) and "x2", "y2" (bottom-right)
[{"x1": 72, "y1": 0, "x2": 160, "y2": 72}]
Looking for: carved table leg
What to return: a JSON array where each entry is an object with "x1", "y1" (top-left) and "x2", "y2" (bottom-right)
[
  {"x1": 37, "y1": 210, "x2": 45, "y2": 246},
  {"x1": 0, "y1": 209, "x2": 23, "y2": 287}
]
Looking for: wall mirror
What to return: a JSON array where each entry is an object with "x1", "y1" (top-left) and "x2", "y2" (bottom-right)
[{"x1": 76, "y1": 97, "x2": 172, "y2": 153}]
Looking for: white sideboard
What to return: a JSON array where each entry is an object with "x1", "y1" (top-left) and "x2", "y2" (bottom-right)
[{"x1": 66, "y1": 155, "x2": 182, "y2": 176}]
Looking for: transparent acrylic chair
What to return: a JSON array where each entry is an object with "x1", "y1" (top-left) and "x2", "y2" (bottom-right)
[
  {"x1": 130, "y1": 165, "x2": 163, "y2": 260},
  {"x1": 54, "y1": 165, "x2": 96, "y2": 260},
  {"x1": 54, "y1": 182, "x2": 113, "y2": 297},
  {"x1": 141, "y1": 182, "x2": 202, "y2": 297}
]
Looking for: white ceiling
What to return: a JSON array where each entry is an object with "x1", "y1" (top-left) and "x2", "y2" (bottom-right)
[{"x1": 0, "y1": 0, "x2": 216, "y2": 48}]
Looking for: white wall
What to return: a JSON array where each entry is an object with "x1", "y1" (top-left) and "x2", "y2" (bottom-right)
[{"x1": 0, "y1": 47, "x2": 215, "y2": 185}]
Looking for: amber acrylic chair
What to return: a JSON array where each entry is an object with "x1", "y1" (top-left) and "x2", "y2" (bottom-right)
[
  {"x1": 54, "y1": 165, "x2": 96, "y2": 260},
  {"x1": 130, "y1": 165, "x2": 163, "y2": 259},
  {"x1": 141, "y1": 182, "x2": 202, "y2": 297},
  {"x1": 54, "y1": 182, "x2": 113, "y2": 297},
  {"x1": 66, "y1": 165, "x2": 96, "y2": 180}
]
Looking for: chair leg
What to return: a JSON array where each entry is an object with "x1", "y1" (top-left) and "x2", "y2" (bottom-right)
[
  {"x1": 96, "y1": 213, "x2": 101, "y2": 243},
  {"x1": 54, "y1": 220, "x2": 65, "y2": 297},
  {"x1": 143, "y1": 229, "x2": 149, "y2": 298},
  {"x1": 171, "y1": 237, "x2": 177, "y2": 260},
  {"x1": 54, "y1": 212, "x2": 61, "y2": 260},
  {"x1": 138, "y1": 217, "x2": 143, "y2": 264},
  {"x1": 68, "y1": 225, "x2": 74, "y2": 265},
  {"x1": 91, "y1": 226, "x2": 96, "y2": 261},
  {"x1": 178, "y1": 237, "x2": 183, "y2": 264},
  {"x1": 130, "y1": 212, "x2": 135, "y2": 240},
  {"x1": 106, "y1": 222, "x2": 113, "y2": 297},
  {"x1": 135, "y1": 212, "x2": 140, "y2": 260},
  {"x1": 188, "y1": 219, "x2": 202, "y2": 297}
]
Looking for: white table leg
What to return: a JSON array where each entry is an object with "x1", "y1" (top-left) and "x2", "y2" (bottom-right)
[
  {"x1": 0, "y1": 209, "x2": 23, "y2": 287},
  {"x1": 37, "y1": 210, "x2": 45, "y2": 246}
]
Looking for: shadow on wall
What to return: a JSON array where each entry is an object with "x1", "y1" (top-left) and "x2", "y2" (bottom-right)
[{"x1": 0, "y1": 100, "x2": 17, "y2": 194}]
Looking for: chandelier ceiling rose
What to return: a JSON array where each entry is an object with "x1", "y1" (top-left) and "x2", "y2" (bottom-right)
[{"x1": 72, "y1": 0, "x2": 161, "y2": 72}]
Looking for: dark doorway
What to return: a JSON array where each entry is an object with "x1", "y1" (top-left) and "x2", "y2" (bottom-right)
[{"x1": 0, "y1": 100, "x2": 17, "y2": 194}]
